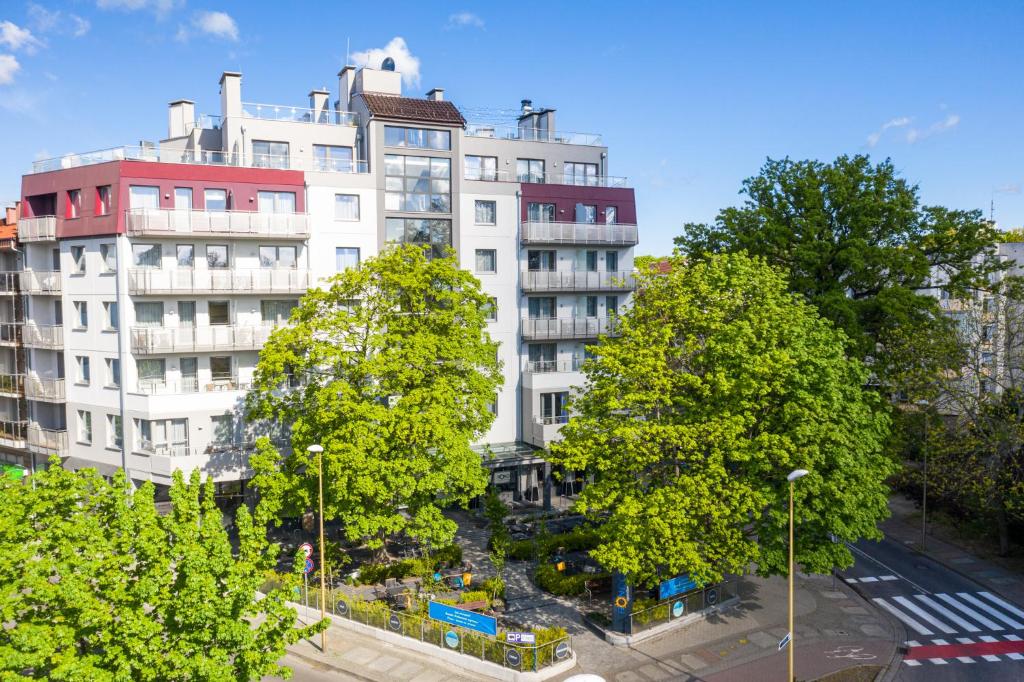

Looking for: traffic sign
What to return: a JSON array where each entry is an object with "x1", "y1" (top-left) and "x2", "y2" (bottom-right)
[
  {"x1": 555, "y1": 641, "x2": 570, "y2": 660},
  {"x1": 299, "y1": 542, "x2": 314, "y2": 559},
  {"x1": 705, "y1": 588, "x2": 719, "y2": 606},
  {"x1": 778, "y1": 632, "x2": 791, "y2": 651},
  {"x1": 304, "y1": 558, "x2": 314, "y2": 574},
  {"x1": 389, "y1": 613, "x2": 402, "y2": 631},
  {"x1": 671, "y1": 600, "x2": 685, "y2": 618},
  {"x1": 506, "y1": 632, "x2": 536, "y2": 644},
  {"x1": 335, "y1": 599, "x2": 349, "y2": 615},
  {"x1": 505, "y1": 648, "x2": 522, "y2": 667},
  {"x1": 444, "y1": 630, "x2": 460, "y2": 648}
]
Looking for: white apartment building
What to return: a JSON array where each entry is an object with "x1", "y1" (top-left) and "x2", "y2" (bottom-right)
[{"x1": 13, "y1": 60, "x2": 639, "y2": 507}]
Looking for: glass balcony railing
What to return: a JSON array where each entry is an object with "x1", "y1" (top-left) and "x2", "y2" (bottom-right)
[
  {"x1": 18, "y1": 216, "x2": 57, "y2": 241},
  {"x1": 465, "y1": 124, "x2": 602, "y2": 146},
  {"x1": 521, "y1": 270, "x2": 635, "y2": 292},
  {"x1": 241, "y1": 102, "x2": 358, "y2": 126},
  {"x1": 128, "y1": 267, "x2": 312, "y2": 295},
  {"x1": 125, "y1": 208, "x2": 309, "y2": 239},
  {"x1": 523, "y1": 358, "x2": 584, "y2": 374},
  {"x1": 521, "y1": 317, "x2": 618, "y2": 340},
  {"x1": 522, "y1": 222, "x2": 638, "y2": 246},
  {"x1": 20, "y1": 270, "x2": 61, "y2": 295},
  {"x1": 130, "y1": 325, "x2": 272, "y2": 355},
  {"x1": 462, "y1": 168, "x2": 628, "y2": 188}
]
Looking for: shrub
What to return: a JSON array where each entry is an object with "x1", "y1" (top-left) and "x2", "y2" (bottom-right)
[
  {"x1": 481, "y1": 575, "x2": 506, "y2": 601},
  {"x1": 534, "y1": 562, "x2": 609, "y2": 596},
  {"x1": 459, "y1": 590, "x2": 490, "y2": 605},
  {"x1": 509, "y1": 528, "x2": 600, "y2": 561},
  {"x1": 350, "y1": 544, "x2": 464, "y2": 585},
  {"x1": 631, "y1": 597, "x2": 670, "y2": 625}
]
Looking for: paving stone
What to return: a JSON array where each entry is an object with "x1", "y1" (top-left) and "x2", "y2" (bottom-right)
[
  {"x1": 841, "y1": 606, "x2": 869, "y2": 615},
  {"x1": 861, "y1": 624, "x2": 889, "y2": 638},
  {"x1": 339, "y1": 646, "x2": 377, "y2": 665},
  {"x1": 613, "y1": 672, "x2": 646, "y2": 682},
  {"x1": 388, "y1": 661, "x2": 425, "y2": 679},
  {"x1": 748, "y1": 631, "x2": 778, "y2": 648},
  {"x1": 638, "y1": 663, "x2": 673, "y2": 680},
  {"x1": 819, "y1": 591, "x2": 847, "y2": 600},
  {"x1": 678, "y1": 653, "x2": 708, "y2": 670},
  {"x1": 366, "y1": 654, "x2": 401, "y2": 672},
  {"x1": 409, "y1": 671, "x2": 447, "y2": 682}
]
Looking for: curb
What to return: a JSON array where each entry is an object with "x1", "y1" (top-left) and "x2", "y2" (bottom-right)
[
  {"x1": 841, "y1": 576, "x2": 905, "y2": 682},
  {"x1": 284, "y1": 647, "x2": 377, "y2": 681},
  {"x1": 904, "y1": 539, "x2": 1019, "y2": 605}
]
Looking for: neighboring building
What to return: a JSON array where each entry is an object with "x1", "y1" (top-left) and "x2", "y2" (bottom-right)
[{"x1": 14, "y1": 61, "x2": 638, "y2": 507}]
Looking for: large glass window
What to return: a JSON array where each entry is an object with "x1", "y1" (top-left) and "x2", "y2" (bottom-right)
[
  {"x1": 211, "y1": 414, "x2": 235, "y2": 445},
  {"x1": 258, "y1": 191, "x2": 296, "y2": 214},
  {"x1": 174, "y1": 187, "x2": 193, "y2": 210},
  {"x1": 108, "y1": 415, "x2": 122, "y2": 449},
  {"x1": 540, "y1": 391, "x2": 569, "y2": 424},
  {"x1": 527, "y1": 203, "x2": 556, "y2": 223},
  {"x1": 384, "y1": 126, "x2": 451, "y2": 150},
  {"x1": 178, "y1": 301, "x2": 196, "y2": 327},
  {"x1": 129, "y1": 185, "x2": 160, "y2": 210},
  {"x1": 575, "y1": 203, "x2": 597, "y2": 224},
  {"x1": 517, "y1": 158, "x2": 545, "y2": 184},
  {"x1": 78, "y1": 410, "x2": 92, "y2": 444},
  {"x1": 177, "y1": 244, "x2": 194, "y2": 267},
  {"x1": 606, "y1": 296, "x2": 619, "y2": 316},
  {"x1": 465, "y1": 155, "x2": 498, "y2": 181},
  {"x1": 252, "y1": 140, "x2": 290, "y2": 169},
  {"x1": 208, "y1": 301, "x2": 230, "y2": 325},
  {"x1": 336, "y1": 247, "x2": 360, "y2": 271},
  {"x1": 261, "y1": 300, "x2": 297, "y2": 325},
  {"x1": 75, "y1": 356, "x2": 90, "y2": 384},
  {"x1": 132, "y1": 244, "x2": 161, "y2": 268},
  {"x1": 96, "y1": 186, "x2": 111, "y2": 215},
  {"x1": 259, "y1": 245, "x2": 296, "y2": 268},
  {"x1": 528, "y1": 297, "x2": 556, "y2": 319},
  {"x1": 605, "y1": 206, "x2": 618, "y2": 224},
  {"x1": 106, "y1": 358, "x2": 120, "y2": 388},
  {"x1": 137, "y1": 359, "x2": 166, "y2": 388},
  {"x1": 475, "y1": 249, "x2": 496, "y2": 273},
  {"x1": 210, "y1": 356, "x2": 232, "y2": 382},
  {"x1": 334, "y1": 194, "x2": 360, "y2": 220},
  {"x1": 564, "y1": 162, "x2": 599, "y2": 186},
  {"x1": 73, "y1": 301, "x2": 88, "y2": 329},
  {"x1": 206, "y1": 245, "x2": 229, "y2": 269},
  {"x1": 103, "y1": 301, "x2": 118, "y2": 330},
  {"x1": 203, "y1": 189, "x2": 227, "y2": 211},
  {"x1": 475, "y1": 200, "x2": 496, "y2": 225},
  {"x1": 314, "y1": 145, "x2": 354, "y2": 172},
  {"x1": 66, "y1": 189, "x2": 81, "y2": 218},
  {"x1": 528, "y1": 250, "x2": 556, "y2": 271},
  {"x1": 136, "y1": 418, "x2": 188, "y2": 456},
  {"x1": 384, "y1": 218, "x2": 451, "y2": 259},
  {"x1": 134, "y1": 302, "x2": 163, "y2": 327},
  {"x1": 385, "y1": 155, "x2": 451, "y2": 213},
  {"x1": 100, "y1": 243, "x2": 116, "y2": 272},
  {"x1": 70, "y1": 245, "x2": 85, "y2": 274}
]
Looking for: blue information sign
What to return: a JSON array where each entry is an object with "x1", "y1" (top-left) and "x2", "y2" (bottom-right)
[
  {"x1": 428, "y1": 600, "x2": 498, "y2": 637},
  {"x1": 658, "y1": 574, "x2": 697, "y2": 600}
]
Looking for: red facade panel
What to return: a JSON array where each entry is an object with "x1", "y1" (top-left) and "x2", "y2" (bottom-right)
[{"x1": 519, "y1": 184, "x2": 637, "y2": 224}]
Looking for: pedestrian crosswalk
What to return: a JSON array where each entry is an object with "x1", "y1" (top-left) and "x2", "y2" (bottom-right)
[
  {"x1": 874, "y1": 591, "x2": 1024, "y2": 636},
  {"x1": 845, "y1": 574, "x2": 898, "y2": 584},
  {"x1": 903, "y1": 635, "x2": 1024, "y2": 666}
]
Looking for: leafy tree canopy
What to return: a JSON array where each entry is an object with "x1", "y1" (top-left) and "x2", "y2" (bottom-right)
[
  {"x1": 548, "y1": 253, "x2": 894, "y2": 587},
  {"x1": 247, "y1": 245, "x2": 503, "y2": 556},
  {"x1": 0, "y1": 461, "x2": 323, "y2": 680}
]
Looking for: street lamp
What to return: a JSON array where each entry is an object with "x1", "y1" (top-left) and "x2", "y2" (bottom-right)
[
  {"x1": 787, "y1": 468, "x2": 809, "y2": 682},
  {"x1": 307, "y1": 443, "x2": 327, "y2": 653},
  {"x1": 916, "y1": 399, "x2": 929, "y2": 551}
]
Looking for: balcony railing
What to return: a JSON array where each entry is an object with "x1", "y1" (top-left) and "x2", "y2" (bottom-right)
[
  {"x1": 27, "y1": 423, "x2": 68, "y2": 455},
  {"x1": 22, "y1": 324, "x2": 63, "y2": 349},
  {"x1": 465, "y1": 124, "x2": 602, "y2": 146},
  {"x1": 521, "y1": 317, "x2": 617, "y2": 340},
  {"x1": 0, "y1": 374, "x2": 22, "y2": 396},
  {"x1": 522, "y1": 222, "x2": 638, "y2": 246},
  {"x1": 523, "y1": 358, "x2": 583, "y2": 374},
  {"x1": 134, "y1": 376, "x2": 251, "y2": 395},
  {"x1": 241, "y1": 102, "x2": 358, "y2": 127},
  {"x1": 20, "y1": 270, "x2": 61, "y2": 295},
  {"x1": 528, "y1": 416, "x2": 567, "y2": 447},
  {"x1": 462, "y1": 169, "x2": 628, "y2": 188},
  {"x1": 128, "y1": 268, "x2": 312, "y2": 295},
  {"x1": 136, "y1": 437, "x2": 287, "y2": 459},
  {"x1": 125, "y1": 208, "x2": 310, "y2": 239},
  {"x1": 18, "y1": 216, "x2": 57, "y2": 241},
  {"x1": 0, "y1": 272, "x2": 18, "y2": 294},
  {"x1": 0, "y1": 323, "x2": 19, "y2": 346},
  {"x1": 25, "y1": 375, "x2": 65, "y2": 402},
  {"x1": 130, "y1": 325, "x2": 273, "y2": 355},
  {"x1": 0, "y1": 420, "x2": 27, "y2": 446},
  {"x1": 521, "y1": 270, "x2": 635, "y2": 292}
]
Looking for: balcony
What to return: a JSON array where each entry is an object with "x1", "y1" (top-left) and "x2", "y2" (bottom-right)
[
  {"x1": 521, "y1": 270, "x2": 635, "y2": 293},
  {"x1": 527, "y1": 416, "x2": 568, "y2": 448},
  {"x1": 128, "y1": 268, "x2": 312, "y2": 295},
  {"x1": 523, "y1": 358, "x2": 583, "y2": 374},
  {"x1": 522, "y1": 222, "x2": 638, "y2": 246},
  {"x1": 0, "y1": 323, "x2": 19, "y2": 346},
  {"x1": 125, "y1": 208, "x2": 310, "y2": 240},
  {"x1": 0, "y1": 374, "x2": 22, "y2": 397},
  {"x1": 27, "y1": 423, "x2": 68, "y2": 456},
  {"x1": 0, "y1": 420, "x2": 27, "y2": 448},
  {"x1": 22, "y1": 324, "x2": 63, "y2": 349},
  {"x1": 241, "y1": 102, "x2": 358, "y2": 127},
  {"x1": 25, "y1": 375, "x2": 65, "y2": 402},
  {"x1": 18, "y1": 216, "x2": 57, "y2": 242},
  {"x1": 465, "y1": 123, "x2": 602, "y2": 146},
  {"x1": 463, "y1": 169, "x2": 628, "y2": 188},
  {"x1": 521, "y1": 317, "x2": 617, "y2": 341},
  {"x1": 0, "y1": 272, "x2": 18, "y2": 294},
  {"x1": 130, "y1": 325, "x2": 273, "y2": 355},
  {"x1": 133, "y1": 376, "x2": 250, "y2": 395},
  {"x1": 20, "y1": 270, "x2": 61, "y2": 295}
]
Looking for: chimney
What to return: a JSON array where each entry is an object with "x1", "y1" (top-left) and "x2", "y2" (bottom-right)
[
  {"x1": 219, "y1": 71, "x2": 242, "y2": 119},
  {"x1": 309, "y1": 88, "x2": 329, "y2": 121},
  {"x1": 167, "y1": 99, "x2": 196, "y2": 138},
  {"x1": 426, "y1": 88, "x2": 445, "y2": 102},
  {"x1": 4, "y1": 206, "x2": 16, "y2": 226},
  {"x1": 521, "y1": 99, "x2": 533, "y2": 115},
  {"x1": 337, "y1": 65, "x2": 356, "y2": 111}
]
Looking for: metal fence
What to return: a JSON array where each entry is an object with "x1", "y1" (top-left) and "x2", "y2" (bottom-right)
[{"x1": 629, "y1": 579, "x2": 740, "y2": 635}]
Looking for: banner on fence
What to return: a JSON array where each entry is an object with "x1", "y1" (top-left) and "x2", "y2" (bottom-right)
[
  {"x1": 658, "y1": 574, "x2": 697, "y2": 600},
  {"x1": 428, "y1": 600, "x2": 498, "y2": 637}
]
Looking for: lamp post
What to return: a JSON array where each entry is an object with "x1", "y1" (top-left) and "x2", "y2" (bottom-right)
[
  {"x1": 787, "y1": 468, "x2": 809, "y2": 682},
  {"x1": 307, "y1": 444, "x2": 327, "y2": 652},
  {"x1": 916, "y1": 399, "x2": 929, "y2": 550}
]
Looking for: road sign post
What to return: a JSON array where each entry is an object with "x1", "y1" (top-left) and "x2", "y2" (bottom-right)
[{"x1": 779, "y1": 632, "x2": 791, "y2": 651}]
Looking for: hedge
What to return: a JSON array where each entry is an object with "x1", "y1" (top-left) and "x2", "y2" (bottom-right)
[
  {"x1": 509, "y1": 528, "x2": 600, "y2": 561},
  {"x1": 534, "y1": 562, "x2": 609, "y2": 596},
  {"x1": 351, "y1": 544, "x2": 464, "y2": 585}
]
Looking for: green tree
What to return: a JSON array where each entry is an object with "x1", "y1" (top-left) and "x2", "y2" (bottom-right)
[
  {"x1": 548, "y1": 253, "x2": 894, "y2": 587},
  {"x1": 247, "y1": 245, "x2": 503, "y2": 558},
  {"x1": 675, "y1": 155, "x2": 1002, "y2": 391},
  {"x1": 0, "y1": 461, "x2": 323, "y2": 680}
]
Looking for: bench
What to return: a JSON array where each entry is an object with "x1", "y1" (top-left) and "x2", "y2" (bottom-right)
[{"x1": 456, "y1": 600, "x2": 488, "y2": 612}]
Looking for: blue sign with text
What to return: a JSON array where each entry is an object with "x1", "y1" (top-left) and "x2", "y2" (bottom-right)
[
  {"x1": 428, "y1": 601, "x2": 498, "y2": 637},
  {"x1": 658, "y1": 574, "x2": 697, "y2": 600}
]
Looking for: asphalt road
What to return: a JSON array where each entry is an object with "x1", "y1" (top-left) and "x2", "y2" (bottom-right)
[{"x1": 842, "y1": 536, "x2": 1024, "y2": 682}]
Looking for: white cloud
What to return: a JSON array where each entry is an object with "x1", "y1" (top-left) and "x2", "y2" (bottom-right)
[
  {"x1": 351, "y1": 37, "x2": 421, "y2": 88},
  {"x1": 0, "y1": 21, "x2": 44, "y2": 54},
  {"x1": 865, "y1": 116, "x2": 911, "y2": 148},
  {"x1": 28, "y1": 5, "x2": 90, "y2": 38},
  {"x1": 907, "y1": 114, "x2": 959, "y2": 144},
  {"x1": 71, "y1": 16, "x2": 91, "y2": 37},
  {"x1": 95, "y1": 0, "x2": 180, "y2": 17},
  {"x1": 0, "y1": 54, "x2": 20, "y2": 85},
  {"x1": 445, "y1": 12, "x2": 484, "y2": 30},
  {"x1": 194, "y1": 11, "x2": 238, "y2": 41},
  {"x1": 995, "y1": 183, "x2": 1021, "y2": 195}
]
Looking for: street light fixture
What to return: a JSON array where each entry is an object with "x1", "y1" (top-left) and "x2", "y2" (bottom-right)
[
  {"x1": 307, "y1": 443, "x2": 327, "y2": 653},
  {"x1": 787, "y1": 468, "x2": 809, "y2": 682}
]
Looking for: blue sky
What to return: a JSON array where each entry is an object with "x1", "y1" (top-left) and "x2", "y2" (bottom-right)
[{"x1": 1, "y1": 1, "x2": 1023, "y2": 256}]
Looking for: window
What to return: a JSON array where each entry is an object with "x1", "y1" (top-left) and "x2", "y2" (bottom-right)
[
  {"x1": 75, "y1": 355, "x2": 90, "y2": 385},
  {"x1": 259, "y1": 245, "x2": 297, "y2": 268},
  {"x1": 208, "y1": 301, "x2": 230, "y2": 326},
  {"x1": 103, "y1": 302, "x2": 118, "y2": 331},
  {"x1": 475, "y1": 200, "x2": 497, "y2": 225},
  {"x1": 53, "y1": 300, "x2": 62, "y2": 325},
  {"x1": 606, "y1": 296, "x2": 619, "y2": 317},
  {"x1": 105, "y1": 358, "x2": 120, "y2": 388},
  {"x1": 564, "y1": 162, "x2": 599, "y2": 186},
  {"x1": 174, "y1": 187, "x2": 193, "y2": 210},
  {"x1": 475, "y1": 249, "x2": 497, "y2": 273},
  {"x1": 77, "y1": 410, "x2": 92, "y2": 444},
  {"x1": 334, "y1": 194, "x2": 360, "y2": 220},
  {"x1": 528, "y1": 297, "x2": 556, "y2": 319},
  {"x1": 314, "y1": 145, "x2": 354, "y2": 172},
  {"x1": 134, "y1": 302, "x2": 163, "y2": 327},
  {"x1": 527, "y1": 203, "x2": 556, "y2": 223},
  {"x1": 336, "y1": 247, "x2": 360, "y2": 271},
  {"x1": 517, "y1": 159, "x2": 545, "y2": 184},
  {"x1": 529, "y1": 343, "x2": 556, "y2": 368},
  {"x1": 487, "y1": 398, "x2": 498, "y2": 416},
  {"x1": 203, "y1": 189, "x2": 227, "y2": 212},
  {"x1": 606, "y1": 251, "x2": 619, "y2": 272},
  {"x1": 136, "y1": 418, "x2": 188, "y2": 456},
  {"x1": 52, "y1": 248, "x2": 60, "y2": 271},
  {"x1": 484, "y1": 297, "x2": 497, "y2": 322},
  {"x1": 66, "y1": 189, "x2": 82, "y2": 218},
  {"x1": 384, "y1": 218, "x2": 452, "y2": 259},
  {"x1": 584, "y1": 251, "x2": 598, "y2": 272},
  {"x1": 96, "y1": 186, "x2": 111, "y2": 215},
  {"x1": 982, "y1": 351, "x2": 995, "y2": 366},
  {"x1": 261, "y1": 300, "x2": 297, "y2": 325},
  {"x1": 177, "y1": 301, "x2": 196, "y2": 327},
  {"x1": 257, "y1": 191, "x2": 296, "y2": 214},
  {"x1": 177, "y1": 244, "x2": 194, "y2": 267},
  {"x1": 73, "y1": 301, "x2": 88, "y2": 329},
  {"x1": 252, "y1": 140, "x2": 290, "y2": 169},
  {"x1": 384, "y1": 126, "x2": 451, "y2": 150},
  {"x1": 100, "y1": 243, "x2": 116, "y2": 272},
  {"x1": 70, "y1": 245, "x2": 85, "y2": 274},
  {"x1": 384, "y1": 155, "x2": 451, "y2": 212},
  {"x1": 575, "y1": 203, "x2": 597, "y2": 224},
  {"x1": 605, "y1": 206, "x2": 618, "y2": 224},
  {"x1": 180, "y1": 358, "x2": 198, "y2": 392},
  {"x1": 465, "y1": 155, "x2": 498, "y2": 181},
  {"x1": 211, "y1": 414, "x2": 235, "y2": 446},
  {"x1": 210, "y1": 356, "x2": 232, "y2": 382},
  {"x1": 528, "y1": 250, "x2": 556, "y2": 271},
  {"x1": 132, "y1": 243, "x2": 161, "y2": 268},
  {"x1": 206, "y1": 245, "x2": 229, "y2": 269},
  {"x1": 108, "y1": 415, "x2": 122, "y2": 449},
  {"x1": 137, "y1": 359, "x2": 166, "y2": 389},
  {"x1": 983, "y1": 325, "x2": 995, "y2": 343},
  {"x1": 129, "y1": 185, "x2": 160, "y2": 209},
  {"x1": 540, "y1": 391, "x2": 569, "y2": 424},
  {"x1": 582, "y1": 295, "x2": 598, "y2": 318}
]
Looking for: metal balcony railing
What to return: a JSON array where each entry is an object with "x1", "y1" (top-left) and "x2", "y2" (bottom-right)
[
  {"x1": 130, "y1": 325, "x2": 273, "y2": 355},
  {"x1": 528, "y1": 416, "x2": 568, "y2": 447},
  {"x1": 521, "y1": 317, "x2": 617, "y2": 340},
  {"x1": 133, "y1": 376, "x2": 251, "y2": 395},
  {"x1": 22, "y1": 324, "x2": 63, "y2": 349},
  {"x1": 521, "y1": 270, "x2": 635, "y2": 292},
  {"x1": 241, "y1": 102, "x2": 359, "y2": 126},
  {"x1": 461, "y1": 169, "x2": 628, "y2": 187},
  {"x1": 25, "y1": 375, "x2": 65, "y2": 402},
  {"x1": 465, "y1": 124, "x2": 602, "y2": 146},
  {"x1": 125, "y1": 208, "x2": 310, "y2": 239},
  {"x1": 27, "y1": 423, "x2": 68, "y2": 455},
  {"x1": 20, "y1": 270, "x2": 61, "y2": 295},
  {"x1": 523, "y1": 358, "x2": 583, "y2": 374},
  {"x1": 522, "y1": 222, "x2": 638, "y2": 246},
  {"x1": 128, "y1": 268, "x2": 312, "y2": 295},
  {"x1": 18, "y1": 216, "x2": 57, "y2": 241},
  {"x1": 0, "y1": 420, "x2": 27, "y2": 445},
  {"x1": 0, "y1": 272, "x2": 19, "y2": 294},
  {"x1": 0, "y1": 374, "x2": 23, "y2": 395},
  {"x1": 0, "y1": 323, "x2": 19, "y2": 346}
]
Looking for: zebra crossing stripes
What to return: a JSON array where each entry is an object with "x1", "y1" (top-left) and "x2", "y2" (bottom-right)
[
  {"x1": 904, "y1": 634, "x2": 1024, "y2": 665},
  {"x1": 844, "y1": 574, "x2": 897, "y2": 584},
  {"x1": 957, "y1": 592, "x2": 1024, "y2": 629},
  {"x1": 874, "y1": 591, "x2": 1024, "y2": 636}
]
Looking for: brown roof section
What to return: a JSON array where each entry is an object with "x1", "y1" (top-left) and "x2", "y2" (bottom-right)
[
  {"x1": 0, "y1": 205, "x2": 18, "y2": 241},
  {"x1": 358, "y1": 93, "x2": 466, "y2": 126}
]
